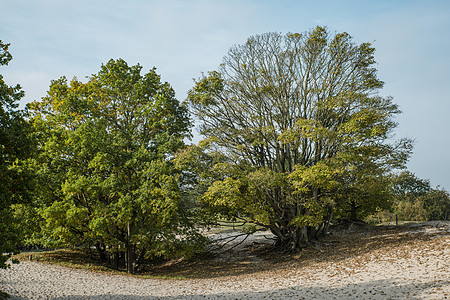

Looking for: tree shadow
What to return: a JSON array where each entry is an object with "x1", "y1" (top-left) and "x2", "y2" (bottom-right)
[
  {"x1": 143, "y1": 223, "x2": 449, "y2": 279},
  {"x1": 12, "y1": 223, "x2": 448, "y2": 280},
  {"x1": 297, "y1": 223, "x2": 448, "y2": 266}
]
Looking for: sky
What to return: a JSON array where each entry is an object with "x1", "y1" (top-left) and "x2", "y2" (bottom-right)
[{"x1": 1, "y1": 0, "x2": 449, "y2": 188}]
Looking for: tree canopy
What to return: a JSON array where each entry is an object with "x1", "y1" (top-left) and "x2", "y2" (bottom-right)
[
  {"x1": 187, "y1": 27, "x2": 413, "y2": 251},
  {"x1": 0, "y1": 41, "x2": 34, "y2": 268},
  {"x1": 29, "y1": 59, "x2": 205, "y2": 273},
  {"x1": 2, "y1": 27, "x2": 448, "y2": 273},
  {"x1": 391, "y1": 171, "x2": 450, "y2": 221}
]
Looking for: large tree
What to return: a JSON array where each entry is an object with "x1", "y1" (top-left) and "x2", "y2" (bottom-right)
[
  {"x1": 30, "y1": 59, "x2": 204, "y2": 273},
  {"x1": 0, "y1": 41, "x2": 33, "y2": 268},
  {"x1": 187, "y1": 27, "x2": 412, "y2": 251}
]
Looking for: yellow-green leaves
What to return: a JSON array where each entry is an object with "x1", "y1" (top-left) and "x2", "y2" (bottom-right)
[
  {"x1": 279, "y1": 118, "x2": 336, "y2": 144},
  {"x1": 29, "y1": 59, "x2": 202, "y2": 269},
  {"x1": 1, "y1": 41, "x2": 35, "y2": 268},
  {"x1": 188, "y1": 71, "x2": 224, "y2": 106},
  {"x1": 203, "y1": 178, "x2": 243, "y2": 209},
  {"x1": 290, "y1": 162, "x2": 340, "y2": 194},
  {"x1": 188, "y1": 26, "x2": 412, "y2": 250}
]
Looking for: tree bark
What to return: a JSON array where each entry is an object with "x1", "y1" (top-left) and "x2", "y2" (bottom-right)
[
  {"x1": 112, "y1": 248, "x2": 119, "y2": 270},
  {"x1": 127, "y1": 222, "x2": 135, "y2": 274},
  {"x1": 350, "y1": 200, "x2": 358, "y2": 221},
  {"x1": 95, "y1": 242, "x2": 107, "y2": 262}
]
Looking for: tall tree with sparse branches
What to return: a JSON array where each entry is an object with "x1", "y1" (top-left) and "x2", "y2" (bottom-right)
[{"x1": 187, "y1": 26, "x2": 412, "y2": 251}]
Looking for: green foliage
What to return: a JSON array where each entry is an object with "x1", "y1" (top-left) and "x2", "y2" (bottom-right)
[
  {"x1": 391, "y1": 171, "x2": 450, "y2": 221},
  {"x1": 391, "y1": 171, "x2": 431, "y2": 198},
  {"x1": 395, "y1": 197, "x2": 428, "y2": 222},
  {"x1": 188, "y1": 27, "x2": 411, "y2": 250},
  {"x1": 29, "y1": 59, "x2": 205, "y2": 273},
  {"x1": 0, "y1": 41, "x2": 34, "y2": 268},
  {"x1": 422, "y1": 188, "x2": 450, "y2": 221}
]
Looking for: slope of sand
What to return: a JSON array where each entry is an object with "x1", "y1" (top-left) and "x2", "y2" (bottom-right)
[{"x1": 1, "y1": 221, "x2": 449, "y2": 299}]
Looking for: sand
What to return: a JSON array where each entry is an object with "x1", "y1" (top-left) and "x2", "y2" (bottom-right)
[{"x1": 1, "y1": 221, "x2": 449, "y2": 299}]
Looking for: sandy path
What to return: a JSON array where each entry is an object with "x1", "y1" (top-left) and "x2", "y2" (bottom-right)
[{"x1": 1, "y1": 223, "x2": 449, "y2": 299}]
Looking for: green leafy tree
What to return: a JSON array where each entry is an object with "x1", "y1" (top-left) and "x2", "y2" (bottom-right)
[
  {"x1": 391, "y1": 171, "x2": 450, "y2": 221},
  {"x1": 329, "y1": 148, "x2": 397, "y2": 222},
  {"x1": 188, "y1": 27, "x2": 412, "y2": 251},
  {"x1": 0, "y1": 41, "x2": 34, "y2": 268},
  {"x1": 30, "y1": 59, "x2": 205, "y2": 273},
  {"x1": 421, "y1": 188, "x2": 450, "y2": 221},
  {"x1": 391, "y1": 171, "x2": 431, "y2": 198}
]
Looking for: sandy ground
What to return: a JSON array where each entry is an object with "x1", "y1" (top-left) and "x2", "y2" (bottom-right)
[{"x1": 1, "y1": 221, "x2": 449, "y2": 299}]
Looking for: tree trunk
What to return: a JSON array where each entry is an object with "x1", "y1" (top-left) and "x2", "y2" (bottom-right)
[
  {"x1": 112, "y1": 248, "x2": 119, "y2": 270},
  {"x1": 299, "y1": 226, "x2": 309, "y2": 246},
  {"x1": 127, "y1": 222, "x2": 135, "y2": 274},
  {"x1": 307, "y1": 226, "x2": 317, "y2": 240},
  {"x1": 350, "y1": 200, "x2": 358, "y2": 221},
  {"x1": 272, "y1": 225, "x2": 310, "y2": 252},
  {"x1": 95, "y1": 242, "x2": 107, "y2": 262},
  {"x1": 269, "y1": 189, "x2": 330, "y2": 252},
  {"x1": 322, "y1": 204, "x2": 333, "y2": 234}
]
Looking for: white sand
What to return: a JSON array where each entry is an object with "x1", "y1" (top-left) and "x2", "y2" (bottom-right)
[{"x1": 1, "y1": 222, "x2": 449, "y2": 299}]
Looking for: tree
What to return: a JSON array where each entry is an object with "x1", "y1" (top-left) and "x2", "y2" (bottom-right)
[
  {"x1": 391, "y1": 171, "x2": 450, "y2": 221},
  {"x1": 188, "y1": 27, "x2": 412, "y2": 251},
  {"x1": 0, "y1": 41, "x2": 34, "y2": 268},
  {"x1": 30, "y1": 59, "x2": 205, "y2": 273},
  {"x1": 421, "y1": 188, "x2": 450, "y2": 221}
]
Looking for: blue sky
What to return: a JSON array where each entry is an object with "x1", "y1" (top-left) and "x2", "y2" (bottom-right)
[{"x1": 1, "y1": 0, "x2": 449, "y2": 188}]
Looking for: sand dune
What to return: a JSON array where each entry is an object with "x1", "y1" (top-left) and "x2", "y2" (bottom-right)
[{"x1": 1, "y1": 221, "x2": 449, "y2": 299}]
